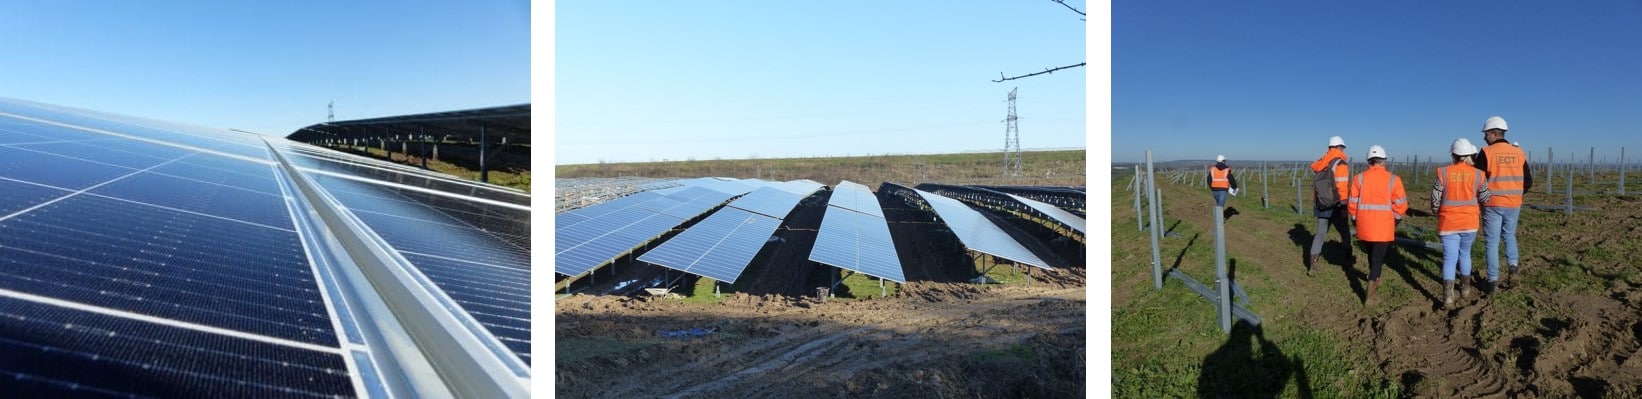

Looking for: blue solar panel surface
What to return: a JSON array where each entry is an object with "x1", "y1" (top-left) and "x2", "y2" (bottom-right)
[
  {"x1": 809, "y1": 205, "x2": 906, "y2": 282},
  {"x1": 637, "y1": 207, "x2": 782, "y2": 283},
  {"x1": 555, "y1": 180, "x2": 752, "y2": 277},
  {"x1": 829, "y1": 180, "x2": 885, "y2": 217},
  {"x1": 0, "y1": 98, "x2": 360, "y2": 396},
  {"x1": 915, "y1": 189, "x2": 1053, "y2": 269},
  {"x1": 727, "y1": 186, "x2": 807, "y2": 219},
  {"x1": 1007, "y1": 193, "x2": 1086, "y2": 234}
]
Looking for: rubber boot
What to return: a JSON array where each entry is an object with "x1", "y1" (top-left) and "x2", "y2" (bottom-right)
[
  {"x1": 1442, "y1": 280, "x2": 1454, "y2": 309},
  {"x1": 1308, "y1": 254, "x2": 1319, "y2": 276},
  {"x1": 1365, "y1": 279, "x2": 1381, "y2": 306},
  {"x1": 1458, "y1": 275, "x2": 1472, "y2": 298}
]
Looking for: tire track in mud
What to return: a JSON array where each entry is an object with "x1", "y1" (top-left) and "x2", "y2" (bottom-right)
[{"x1": 572, "y1": 286, "x2": 1084, "y2": 398}]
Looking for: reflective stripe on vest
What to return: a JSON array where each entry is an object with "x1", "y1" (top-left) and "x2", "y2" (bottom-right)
[
  {"x1": 1485, "y1": 143, "x2": 1526, "y2": 207},
  {"x1": 1353, "y1": 173, "x2": 1399, "y2": 210},
  {"x1": 1210, "y1": 166, "x2": 1230, "y2": 189},
  {"x1": 1438, "y1": 165, "x2": 1484, "y2": 207}
]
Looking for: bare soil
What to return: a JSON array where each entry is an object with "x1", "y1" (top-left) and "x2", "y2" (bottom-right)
[{"x1": 1120, "y1": 170, "x2": 1642, "y2": 397}]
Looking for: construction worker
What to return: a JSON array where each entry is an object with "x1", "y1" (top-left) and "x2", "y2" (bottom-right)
[
  {"x1": 1433, "y1": 138, "x2": 1491, "y2": 308},
  {"x1": 1474, "y1": 116, "x2": 1531, "y2": 292},
  {"x1": 1307, "y1": 136, "x2": 1352, "y2": 276},
  {"x1": 1348, "y1": 145, "x2": 1407, "y2": 306},
  {"x1": 1206, "y1": 155, "x2": 1239, "y2": 207}
]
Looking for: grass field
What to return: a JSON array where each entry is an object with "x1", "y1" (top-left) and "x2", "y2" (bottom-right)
[
  {"x1": 1114, "y1": 164, "x2": 1642, "y2": 397},
  {"x1": 557, "y1": 149, "x2": 1086, "y2": 186}
]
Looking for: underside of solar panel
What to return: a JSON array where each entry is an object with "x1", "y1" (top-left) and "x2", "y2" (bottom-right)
[{"x1": 0, "y1": 98, "x2": 530, "y2": 397}]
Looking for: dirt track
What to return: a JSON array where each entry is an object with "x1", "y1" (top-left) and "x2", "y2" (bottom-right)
[
  {"x1": 1122, "y1": 171, "x2": 1642, "y2": 397},
  {"x1": 557, "y1": 271, "x2": 1086, "y2": 398}
]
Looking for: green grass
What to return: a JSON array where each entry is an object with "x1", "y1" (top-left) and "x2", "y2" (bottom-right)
[
  {"x1": 353, "y1": 146, "x2": 532, "y2": 192},
  {"x1": 679, "y1": 278, "x2": 731, "y2": 304},
  {"x1": 837, "y1": 273, "x2": 898, "y2": 299}
]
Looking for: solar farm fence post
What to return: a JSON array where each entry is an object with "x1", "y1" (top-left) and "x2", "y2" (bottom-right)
[
  {"x1": 479, "y1": 123, "x2": 490, "y2": 183},
  {"x1": 1147, "y1": 151, "x2": 1163, "y2": 290},
  {"x1": 1135, "y1": 168, "x2": 1144, "y2": 231},
  {"x1": 1214, "y1": 205, "x2": 1232, "y2": 333},
  {"x1": 1262, "y1": 161, "x2": 1269, "y2": 209},
  {"x1": 1547, "y1": 147, "x2": 1554, "y2": 194},
  {"x1": 1567, "y1": 169, "x2": 1574, "y2": 214},
  {"x1": 1621, "y1": 147, "x2": 1627, "y2": 196},
  {"x1": 1294, "y1": 172, "x2": 1302, "y2": 215}
]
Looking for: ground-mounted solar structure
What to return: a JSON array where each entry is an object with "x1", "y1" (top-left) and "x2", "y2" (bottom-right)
[
  {"x1": 635, "y1": 181, "x2": 823, "y2": 287},
  {"x1": 554, "y1": 178, "x2": 766, "y2": 291},
  {"x1": 0, "y1": 97, "x2": 530, "y2": 398},
  {"x1": 882, "y1": 182, "x2": 1058, "y2": 272},
  {"x1": 918, "y1": 183, "x2": 1086, "y2": 237},
  {"x1": 807, "y1": 181, "x2": 904, "y2": 295}
]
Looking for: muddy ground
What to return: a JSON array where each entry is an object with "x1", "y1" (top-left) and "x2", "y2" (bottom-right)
[
  {"x1": 1116, "y1": 169, "x2": 1642, "y2": 397},
  {"x1": 558, "y1": 192, "x2": 1087, "y2": 398}
]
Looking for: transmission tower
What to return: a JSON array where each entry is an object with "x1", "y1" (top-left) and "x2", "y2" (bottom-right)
[
  {"x1": 327, "y1": 101, "x2": 335, "y2": 122},
  {"x1": 1003, "y1": 87, "x2": 1023, "y2": 177}
]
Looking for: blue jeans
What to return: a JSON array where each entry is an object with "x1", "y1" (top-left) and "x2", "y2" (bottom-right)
[
  {"x1": 1212, "y1": 191, "x2": 1227, "y2": 207},
  {"x1": 1481, "y1": 206, "x2": 1521, "y2": 281},
  {"x1": 1440, "y1": 232, "x2": 1476, "y2": 281}
]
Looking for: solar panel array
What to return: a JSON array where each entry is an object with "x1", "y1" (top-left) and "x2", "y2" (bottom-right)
[
  {"x1": 808, "y1": 181, "x2": 905, "y2": 282},
  {"x1": 556, "y1": 180, "x2": 753, "y2": 277},
  {"x1": 636, "y1": 181, "x2": 821, "y2": 283},
  {"x1": 913, "y1": 188, "x2": 1054, "y2": 269},
  {"x1": 1006, "y1": 192, "x2": 1086, "y2": 234},
  {"x1": 0, "y1": 97, "x2": 532, "y2": 396},
  {"x1": 0, "y1": 97, "x2": 359, "y2": 396}
]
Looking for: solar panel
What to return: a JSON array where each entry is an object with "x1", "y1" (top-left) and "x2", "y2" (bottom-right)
[
  {"x1": 555, "y1": 182, "x2": 750, "y2": 277},
  {"x1": 809, "y1": 205, "x2": 906, "y2": 282},
  {"x1": 637, "y1": 207, "x2": 782, "y2": 284},
  {"x1": 830, "y1": 180, "x2": 885, "y2": 217},
  {"x1": 914, "y1": 189, "x2": 1053, "y2": 269},
  {"x1": 727, "y1": 186, "x2": 806, "y2": 219},
  {"x1": 1006, "y1": 193, "x2": 1086, "y2": 234},
  {"x1": 0, "y1": 97, "x2": 532, "y2": 395}
]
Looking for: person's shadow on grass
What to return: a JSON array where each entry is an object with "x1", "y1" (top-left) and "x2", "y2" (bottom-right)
[{"x1": 1197, "y1": 320, "x2": 1314, "y2": 398}]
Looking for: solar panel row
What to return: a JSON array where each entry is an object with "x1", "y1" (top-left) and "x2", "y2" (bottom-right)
[
  {"x1": 913, "y1": 188, "x2": 1053, "y2": 269},
  {"x1": 1006, "y1": 192, "x2": 1087, "y2": 234},
  {"x1": 555, "y1": 179, "x2": 754, "y2": 277},
  {"x1": 636, "y1": 180, "x2": 822, "y2": 283},
  {"x1": 809, "y1": 201, "x2": 906, "y2": 283}
]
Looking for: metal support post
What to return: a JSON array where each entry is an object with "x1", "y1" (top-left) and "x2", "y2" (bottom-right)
[
  {"x1": 880, "y1": 279, "x2": 886, "y2": 298},
  {"x1": 1214, "y1": 205, "x2": 1231, "y2": 333},
  {"x1": 1547, "y1": 147, "x2": 1554, "y2": 194},
  {"x1": 1567, "y1": 169, "x2": 1574, "y2": 214},
  {"x1": 1147, "y1": 151, "x2": 1163, "y2": 289},
  {"x1": 1294, "y1": 172, "x2": 1302, "y2": 215},
  {"x1": 1135, "y1": 167, "x2": 1144, "y2": 231},
  {"x1": 1621, "y1": 147, "x2": 1627, "y2": 195},
  {"x1": 1590, "y1": 147, "x2": 1596, "y2": 181},
  {"x1": 1262, "y1": 161, "x2": 1269, "y2": 208},
  {"x1": 479, "y1": 123, "x2": 490, "y2": 183},
  {"x1": 420, "y1": 127, "x2": 428, "y2": 169}
]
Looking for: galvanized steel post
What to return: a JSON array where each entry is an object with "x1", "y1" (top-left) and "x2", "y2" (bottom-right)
[
  {"x1": 1548, "y1": 147, "x2": 1555, "y2": 194},
  {"x1": 1147, "y1": 151, "x2": 1163, "y2": 289},
  {"x1": 1294, "y1": 172, "x2": 1302, "y2": 215},
  {"x1": 1262, "y1": 161, "x2": 1269, "y2": 209},
  {"x1": 1214, "y1": 205, "x2": 1231, "y2": 333},
  {"x1": 1621, "y1": 147, "x2": 1628, "y2": 195},
  {"x1": 1135, "y1": 166, "x2": 1144, "y2": 231},
  {"x1": 1567, "y1": 168, "x2": 1574, "y2": 214}
]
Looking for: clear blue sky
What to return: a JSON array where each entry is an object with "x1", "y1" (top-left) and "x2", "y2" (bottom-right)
[
  {"x1": 0, "y1": 1, "x2": 528, "y2": 137},
  {"x1": 556, "y1": 2, "x2": 1088, "y2": 165},
  {"x1": 1113, "y1": 1, "x2": 1642, "y2": 164}
]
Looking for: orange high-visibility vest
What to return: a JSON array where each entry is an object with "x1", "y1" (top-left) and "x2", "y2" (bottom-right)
[
  {"x1": 1348, "y1": 165, "x2": 1408, "y2": 242},
  {"x1": 1484, "y1": 142, "x2": 1527, "y2": 208},
  {"x1": 1311, "y1": 148, "x2": 1351, "y2": 202},
  {"x1": 1436, "y1": 164, "x2": 1485, "y2": 235},
  {"x1": 1210, "y1": 166, "x2": 1231, "y2": 189}
]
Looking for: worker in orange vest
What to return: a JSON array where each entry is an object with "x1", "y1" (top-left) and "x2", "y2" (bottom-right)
[
  {"x1": 1307, "y1": 136, "x2": 1352, "y2": 276},
  {"x1": 1474, "y1": 116, "x2": 1532, "y2": 292},
  {"x1": 1206, "y1": 155, "x2": 1239, "y2": 207},
  {"x1": 1348, "y1": 145, "x2": 1408, "y2": 306},
  {"x1": 1433, "y1": 138, "x2": 1491, "y2": 308}
]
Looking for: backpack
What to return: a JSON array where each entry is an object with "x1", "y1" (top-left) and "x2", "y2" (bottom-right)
[{"x1": 1313, "y1": 158, "x2": 1343, "y2": 209}]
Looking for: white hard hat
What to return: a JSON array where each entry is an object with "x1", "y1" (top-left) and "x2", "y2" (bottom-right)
[
  {"x1": 1367, "y1": 145, "x2": 1388, "y2": 160},
  {"x1": 1450, "y1": 138, "x2": 1478, "y2": 156},
  {"x1": 1483, "y1": 116, "x2": 1509, "y2": 132},
  {"x1": 1216, "y1": 155, "x2": 1226, "y2": 162},
  {"x1": 1328, "y1": 136, "x2": 1346, "y2": 147}
]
